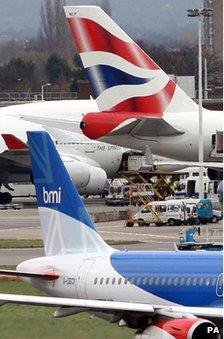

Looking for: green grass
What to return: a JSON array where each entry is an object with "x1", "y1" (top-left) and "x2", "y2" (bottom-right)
[
  {"x1": 0, "y1": 239, "x2": 143, "y2": 249},
  {"x1": 0, "y1": 239, "x2": 44, "y2": 249},
  {"x1": 0, "y1": 280, "x2": 134, "y2": 339},
  {"x1": 106, "y1": 240, "x2": 143, "y2": 246}
]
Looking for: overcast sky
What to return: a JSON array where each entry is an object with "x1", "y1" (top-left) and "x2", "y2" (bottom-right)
[{"x1": 0, "y1": 0, "x2": 202, "y2": 44}]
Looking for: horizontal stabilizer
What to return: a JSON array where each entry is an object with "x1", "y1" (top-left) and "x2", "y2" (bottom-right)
[
  {"x1": 110, "y1": 117, "x2": 184, "y2": 137},
  {"x1": 0, "y1": 270, "x2": 59, "y2": 281}
]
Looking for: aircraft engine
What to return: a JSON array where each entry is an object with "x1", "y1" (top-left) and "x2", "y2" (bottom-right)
[
  {"x1": 80, "y1": 111, "x2": 140, "y2": 139},
  {"x1": 62, "y1": 157, "x2": 107, "y2": 195},
  {"x1": 207, "y1": 168, "x2": 223, "y2": 181},
  {"x1": 135, "y1": 318, "x2": 220, "y2": 339}
]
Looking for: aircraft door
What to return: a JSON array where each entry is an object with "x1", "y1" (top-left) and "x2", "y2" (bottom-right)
[
  {"x1": 76, "y1": 259, "x2": 95, "y2": 298},
  {"x1": 216, "y1": 273, "x2": 223, "y2": 297},
  {"x1": 85, "y1": 143, "x2": 95, "y2": 153}
]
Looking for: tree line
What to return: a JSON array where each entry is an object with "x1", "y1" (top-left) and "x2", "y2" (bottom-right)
[{"x1": 0, "y1": 0, "x2": 222, "y2": 97}]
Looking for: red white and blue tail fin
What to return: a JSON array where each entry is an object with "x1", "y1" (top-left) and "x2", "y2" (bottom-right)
[{"x1": 64, "y1": 6, "x2": 197, "y2": 115}]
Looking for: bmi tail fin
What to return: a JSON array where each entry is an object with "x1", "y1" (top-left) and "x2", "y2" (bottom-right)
[
  {"x1": 27, "y1": 131, "x2": 111, "y2": 256},
  {"x1": 64, "y1": 6, "x2": 197, "y2": 115}
]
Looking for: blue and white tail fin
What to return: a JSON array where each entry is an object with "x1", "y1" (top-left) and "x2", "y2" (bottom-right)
[{"x1": 27, "y1": 131, "x2": 111, "y2": 256}]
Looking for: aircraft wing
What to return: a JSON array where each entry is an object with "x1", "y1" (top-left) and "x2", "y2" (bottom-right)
[
  {"x1": 0, "y1": 293, "x2": 222, "y2": 319},
  {"x1": 17, "y1": 115, "x2": 81, "y2": 133},
  {"x1": 154, "y1": 161, "x2": 223, "y2": 170},
  {"x1": 0, "y1": 134, "x2": 31, "y2": 184}
]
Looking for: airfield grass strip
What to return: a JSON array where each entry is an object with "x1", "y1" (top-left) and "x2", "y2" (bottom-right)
[
  {"x1": 0, "y1": 239, "x2": 143, "y2": 249},
  {"x1": 0, "y1": 280, "x2": 134, "y2": 338}
]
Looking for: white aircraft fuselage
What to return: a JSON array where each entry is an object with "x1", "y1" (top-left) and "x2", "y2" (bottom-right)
[{"x1": 0, "y1": 101, "x2": 222, "y2": 162}]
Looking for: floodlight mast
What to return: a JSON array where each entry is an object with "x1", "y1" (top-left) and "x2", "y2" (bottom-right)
[{"x1": 187, "y1": 8, "x2": 213, "y2": 199}]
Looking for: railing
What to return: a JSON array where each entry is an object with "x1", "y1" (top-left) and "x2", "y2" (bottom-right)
[{"x1": 0, "y1": 91, "x2": 78, "y2": 102}]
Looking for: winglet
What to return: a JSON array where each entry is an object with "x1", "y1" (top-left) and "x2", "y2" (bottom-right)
[{"x1": 2, "y1": 134, "x2": 28, "y2": 150}]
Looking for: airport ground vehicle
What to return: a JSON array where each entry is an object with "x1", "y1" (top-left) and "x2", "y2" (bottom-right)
[
  {"x1": 105, "y1": 181, "x2": 153, "y2": 206},
  {"x1": 0, "y1": 130, "x2": 222, "y2": 339},
  {"x1": 130, "y1": 199, "x2": 198, "y2": 227},
  {"x1": 0, "y1": 203, "x2": 23, "y2": 210},
  {"x1": 197, "y1": 199, "x2": 223, "y2": 224},
  {"x1": 129, "y1": 198, "x2": 222, "y2": 227},
  {"x1": 178, "y1": 226, "x2": 223, "y2": 251}
]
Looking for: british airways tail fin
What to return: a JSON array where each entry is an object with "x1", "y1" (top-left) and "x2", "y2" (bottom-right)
[
  {"x1": 64, "y1": 6, "x2": 197, "y2": 115},
  {"x1": 27, "y1": 131, "x2": 111, "y2": 256}
]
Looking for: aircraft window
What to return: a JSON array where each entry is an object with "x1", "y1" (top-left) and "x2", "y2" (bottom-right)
[
  {"x1": 100, "y1": 278, "x2": 104, "y2": 285},
  {"x1": 161, "y1": 277, "x2": 166, "y2": 285},
  {"x1": 118, "y1": 278, "x2": 122, "y2": 285},
  {"x1": 130, "y1": 277, "x2": 135, "y2": 285},
  {"x1": 199, "y1": 277, "x2": 204, "y2": 286},
  {"x1": 94, "y1": 278, "x2": 98, "y2": 285},
  {"x1": 167, "y1": 277, "x2": 173, "y2": 286},
  {"x1": 143, "y1": 277, "x2": 148, "y2": 285},
  {"x1": 106, "y1": 278, "x2": 110, "y2": 285},
  {"x1": 205, "y1": 278, "x2": 210, "y2": 286},
  {"x1": 136, "y1": 277, "x2": 142, "y2": 285},
  {"x1": 186, "y1": 278, "x2": 191, "y2": 286},
  {"x1": 192, "y1": 277, "x2": 198, "y2": 286},
  {"x1": 124, "y1": 278, "x2": 128, "y2": 285},
  {"x1": 174, "y1": 277, "x2": 179, "y2": 286},
  {"x1": 180, "y1": 277, "x2": 185, "y2": 285},
  {"x1": 155, "y1": 277, "x2": 160, "y2": 286},
  {"x1": 112, "y1": 278, "x2": 116, "y2": 285},
  {"x1": 211, "y1": 277, "x2": 217, "y2": 286},
  {"x1": 148, "y1": 277, "x2": 154, "y2": 285}
]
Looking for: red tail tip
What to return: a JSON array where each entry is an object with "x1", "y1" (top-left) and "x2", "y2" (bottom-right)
[{"x1": 2, "y1": 134, "x2": 28, "y2": 150}]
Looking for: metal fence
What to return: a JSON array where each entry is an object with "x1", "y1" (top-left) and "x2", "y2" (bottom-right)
[{"x1": 0, "y1": 92, "x2": 78, "y2": 102}]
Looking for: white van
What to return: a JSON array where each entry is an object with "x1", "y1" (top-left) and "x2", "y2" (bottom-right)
[{"x1": 133, "y1": 199, "x2": 198, "y2": 226}]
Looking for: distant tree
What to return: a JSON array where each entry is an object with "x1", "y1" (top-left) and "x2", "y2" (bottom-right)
[
  {"x1": 0, "y1": 57, "x2": 36, "y2": 91},
  {"x1": 141, "y1": 43, "x2": 198, "y2": 77},
  {"x1": 46, "y1": 54, "x2": 72, "y2": 90},
  {"x1": 39, "y1": 0, "x2": 74, "y2": 59}
]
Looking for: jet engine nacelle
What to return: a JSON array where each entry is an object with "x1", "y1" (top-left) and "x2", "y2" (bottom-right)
[
  {"x1": 207, "y1": 168, "x2": 223, "y2": 181},
  {"x1": 80, "y1": 112, "x2": 142, "y2": 139},
  {"x1": 62, "y1": 157, "x2": 107, "y2": 195},
  {"x1": 135, "y1": 318, "x2": 219, "y2": 339}
]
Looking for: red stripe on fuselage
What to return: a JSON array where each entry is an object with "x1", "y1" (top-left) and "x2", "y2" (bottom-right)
[{"x1": 67, "y1": 17, "x2": 159, "y2": 70}]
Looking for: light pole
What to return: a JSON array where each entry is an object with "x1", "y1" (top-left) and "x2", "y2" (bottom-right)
[
  {"x1": 41, "y1": 83, "x2": 51, "y2": 101},
  {"x1": 187, "y1": 8, "x2": 213, "y2": 199}
]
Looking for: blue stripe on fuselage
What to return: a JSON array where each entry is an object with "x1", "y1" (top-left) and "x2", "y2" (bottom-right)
[
  {"x1": 110, "y1": 251, "x2": 222, "y2": 307},
  {"x1": 86, "y1": 65, "x2": 151, "y2": 98}
]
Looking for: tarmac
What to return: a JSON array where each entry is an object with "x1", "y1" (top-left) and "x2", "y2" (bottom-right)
[{"x1": 0, "y1": 204, "x2": 222, "y2": 265}]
